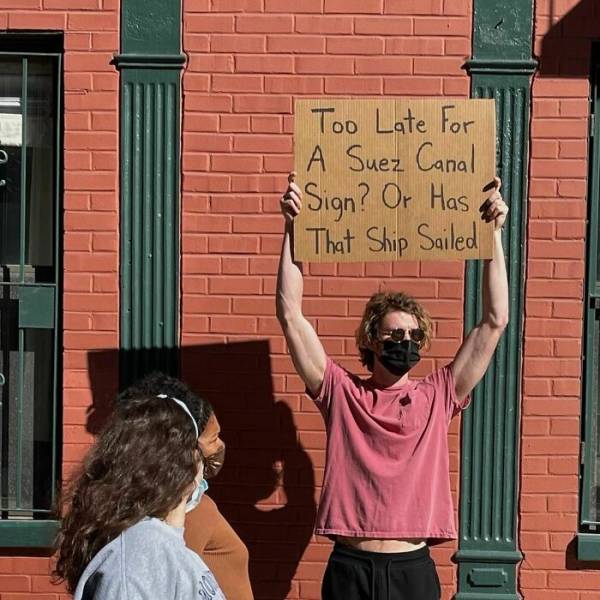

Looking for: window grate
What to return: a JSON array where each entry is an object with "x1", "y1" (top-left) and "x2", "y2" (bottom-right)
[{"x1": 0, "y1": 44, "x2": 61, "y2": 544}]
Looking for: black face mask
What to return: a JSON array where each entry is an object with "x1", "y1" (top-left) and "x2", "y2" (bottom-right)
[
  {"x1": 203, "y1": 443, "x2": 226, "y2": 479},
  {"x1": 378, "y1": 339, "x2": 421, "y2": 377}
]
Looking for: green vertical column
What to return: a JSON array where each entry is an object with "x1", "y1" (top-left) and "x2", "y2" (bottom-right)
[
  {"x1": 114, "y1": 0, "x2": 185, "y2": 387},
  {"x1": 456, "y1": 3, "x2": 536, "y2": 599}
]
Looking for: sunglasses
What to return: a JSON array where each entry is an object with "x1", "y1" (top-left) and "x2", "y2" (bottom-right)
[{"x1": 379, "y1": 327, "x2": 425, "y2": 344}]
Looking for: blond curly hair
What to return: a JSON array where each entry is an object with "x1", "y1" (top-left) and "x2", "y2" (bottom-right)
[{"x1": 355, "y1": 291, "x2": 433, "y2": 371}]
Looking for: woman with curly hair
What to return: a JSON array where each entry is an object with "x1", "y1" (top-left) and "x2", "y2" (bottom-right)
[
  {"x1": 53, "y1": 394, "x2": 226, "y2": 600},
  {"x1": 117, "y1": 372, "x2": 253, "y2": 600}
]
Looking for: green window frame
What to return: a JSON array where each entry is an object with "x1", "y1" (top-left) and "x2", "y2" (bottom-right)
[
  {"x1": 579, "y1": 42, "x2": 600, "y2": 560},
  {"x1": 0, "y1": 33, "x2": 62, "y2": 548}
]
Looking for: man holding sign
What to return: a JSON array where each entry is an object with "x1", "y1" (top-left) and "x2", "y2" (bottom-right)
[{"x1": 276, "y1": 168, "x2": 508, "y2": 599}]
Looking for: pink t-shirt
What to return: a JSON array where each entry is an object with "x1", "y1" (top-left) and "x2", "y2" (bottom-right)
[{"x1": 309, "y1": 358, "x2": 470, "y2": 541}]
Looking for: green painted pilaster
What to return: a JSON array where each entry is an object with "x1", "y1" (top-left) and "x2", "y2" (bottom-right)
[
  {"x1": 115, "y1": 0, "x2": 185, "y2": 387},
  {"x1": 456, "y1": 3, "x2": 536, "y2": 599}
]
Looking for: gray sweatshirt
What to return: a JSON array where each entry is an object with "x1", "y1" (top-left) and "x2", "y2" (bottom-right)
[{"x1": 74, "y1": 517, "x2": 226, "y2": 600}]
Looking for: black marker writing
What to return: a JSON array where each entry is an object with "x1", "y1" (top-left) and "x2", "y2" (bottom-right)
[
  {"x1": 415, "y1": 141, "x2": 475, "y2": 173},
  {"x1": 418, "y1": 221, "x2": 478, "y2": 251},
  {"x1": 346, "y1": 144, "x2": 404, "y2": 173},
  {"x1": 306, "y1": 227, "x2": 356, "y2": 255}
]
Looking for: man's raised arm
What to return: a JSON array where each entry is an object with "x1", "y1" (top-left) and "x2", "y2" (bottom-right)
[
  {"x1": 450, "y1": 177, "x2": 509, "y2": 401},
  {"x1": 276, "y1": 173, "x2": 327, "y2": 397}
]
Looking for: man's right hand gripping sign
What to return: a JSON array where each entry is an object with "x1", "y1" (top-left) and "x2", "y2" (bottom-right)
[{"x1": 276, "y1": 172, "x2": 508, "y2": 600}]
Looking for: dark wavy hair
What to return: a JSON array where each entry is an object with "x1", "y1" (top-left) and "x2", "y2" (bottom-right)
[
  {"x1": 117, "y1": 371, "x2": 214, "y2": 434},
  {"x1": 355, "y1": 291, "x2": 433, "y2": 371},
  {"x1": 53, "y1": 395, "x2": 200, "y2": 593}
]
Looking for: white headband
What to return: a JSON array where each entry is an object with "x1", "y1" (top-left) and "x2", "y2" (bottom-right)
[{"x1": 157, "y1": 394, "x2": 199, "y2": 438}]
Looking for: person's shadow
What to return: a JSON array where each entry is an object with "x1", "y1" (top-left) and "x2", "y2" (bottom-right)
[
  {"x1": 181, "y1": 341, "x2": 317, "y2": 600},
  {"x1": 87, "y1": 340, "x2": 317, "y2": 600},
  {"x1": 538, "y1": 0, "x2": 600, "y2": 78}
]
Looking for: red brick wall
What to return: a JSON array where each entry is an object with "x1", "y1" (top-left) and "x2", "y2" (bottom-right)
[
  {"x1": 180, "y1": 2, "x2": 472, "y2": 599},
  {"x1": 522, "y1": 0, "x2": 597, "y2": 598},
  {"x1": 8, "y1": 1, "x2": 598, "y2": 599},
  {"x1": 0, "y1": 1, "x2": 119, "y2": 598}
]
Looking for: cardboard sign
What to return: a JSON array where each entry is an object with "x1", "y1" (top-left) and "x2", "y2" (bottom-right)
[{"x1": 293, "y1": 99, "x2": 496, "y2": 262}]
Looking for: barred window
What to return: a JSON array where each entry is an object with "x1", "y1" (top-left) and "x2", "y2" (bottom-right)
[{"x1": 0, "y1": 33, "x2": 62, "y2": 547}]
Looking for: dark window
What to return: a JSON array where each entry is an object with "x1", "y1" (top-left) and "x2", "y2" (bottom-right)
[{"x1": 0, "y1": 33, "x2": 62, "y2": 546}]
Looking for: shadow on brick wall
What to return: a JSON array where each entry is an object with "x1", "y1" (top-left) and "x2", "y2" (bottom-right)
[
  {"x1": 87, "y1": 341, "x2": 317, "y2": 600},
  {"x1": 538, "y1": 0, "x2": 599, "y2": 77},
  {"x1": 536, "y1": 0, "x2": 598, "y2": 576},
  {"x1": 564, "y1": 536, "x2": 600, "y2": 570}
]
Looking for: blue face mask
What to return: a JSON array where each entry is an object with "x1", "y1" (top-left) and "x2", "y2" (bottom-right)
[
  {"x1": 156, "y1": 394, "x2": 207, "y2": 513},
  {"x1": 186, "y1": 477, "x2": 208, "y2": 513}
]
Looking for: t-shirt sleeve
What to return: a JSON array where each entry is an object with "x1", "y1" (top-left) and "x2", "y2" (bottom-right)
[
  {"x1": 425, "y1": 365, "x2": 471, "y2": 422},
  {"x1": 306, "y1": 357, "x2": 350, "y2": 415}
]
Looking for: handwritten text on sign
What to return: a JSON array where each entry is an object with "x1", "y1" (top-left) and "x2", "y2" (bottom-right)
[{"x1": 293, "y1": 99, "x2": 496, "y2": 262}]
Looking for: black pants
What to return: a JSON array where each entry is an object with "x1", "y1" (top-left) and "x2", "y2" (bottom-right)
[{"x1": 321, "y1": 543, "x2": 441, "y2": 600}]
